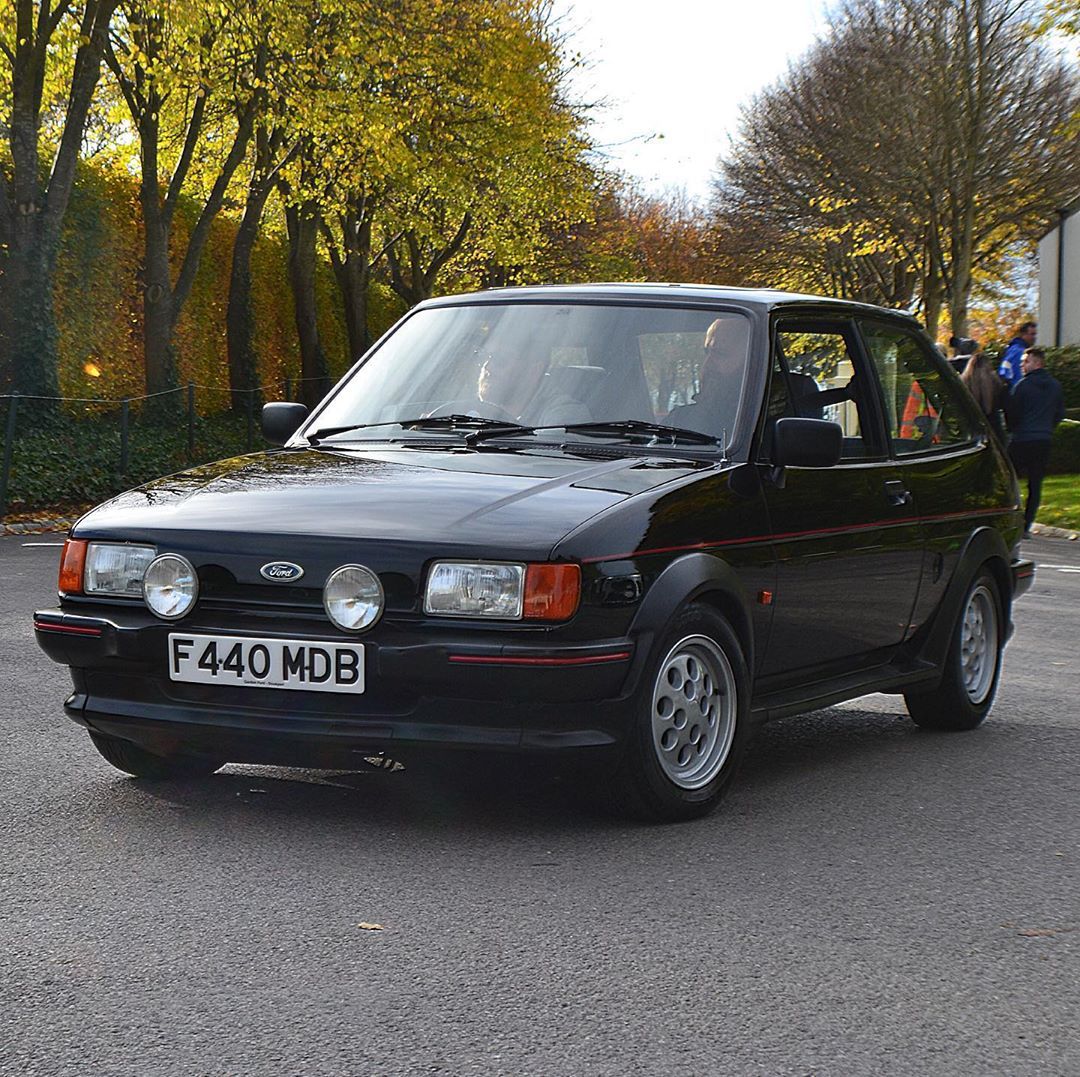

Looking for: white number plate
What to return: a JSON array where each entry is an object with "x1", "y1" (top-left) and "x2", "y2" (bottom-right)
[{"x1": 168, "y1": 633, "x2": 364, "y2": 694}]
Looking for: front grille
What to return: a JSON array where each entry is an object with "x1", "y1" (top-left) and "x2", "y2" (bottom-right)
[{"x1": 197, "y1": 568, "x2": 417, "y2": 616}]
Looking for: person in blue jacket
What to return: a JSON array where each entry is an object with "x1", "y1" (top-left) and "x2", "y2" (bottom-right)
[
  {"x1": 1005, "y1": 347, "x2": 1066, "y2": 536},
  {"x1": 998, "y1": 321, "x2": 1037, "y2": 386}
]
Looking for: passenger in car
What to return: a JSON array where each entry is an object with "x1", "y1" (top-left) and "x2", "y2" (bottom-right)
[{"x1": 665, "y1": 318, "x2": 747, "y2": 438}]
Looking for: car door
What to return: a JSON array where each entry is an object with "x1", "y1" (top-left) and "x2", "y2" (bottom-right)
[
  {"x1": 857, "y1": 317, "x2": 1016, "y2": 640},
  {"x1": 757, "y1": 314, "x2": 925, "y2": 681}
]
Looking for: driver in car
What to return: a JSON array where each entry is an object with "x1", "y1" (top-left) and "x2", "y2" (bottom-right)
[
  {"x1": 665, "y1": 317, "x2": 747, "y2": 439},
  {"x1": 477, "y1": 346, "x2": 591, "y2": 426}
]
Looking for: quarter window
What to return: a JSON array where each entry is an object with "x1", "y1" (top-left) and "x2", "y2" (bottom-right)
[{"x1": 860, "y1": 322, "x2": 978, "y2": 454}]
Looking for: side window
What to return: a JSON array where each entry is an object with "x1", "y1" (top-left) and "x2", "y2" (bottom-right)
[
  {"x1": 770, "y1": 323, "x2": 876, "y2": 461},
  {"x1": 860, "y1": 322, "x2": 978, "y2": 454}
]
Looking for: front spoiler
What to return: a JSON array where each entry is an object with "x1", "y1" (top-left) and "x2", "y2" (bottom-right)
[{"x1": 36, "y1": 606, "x2": 635, "y2": 761}]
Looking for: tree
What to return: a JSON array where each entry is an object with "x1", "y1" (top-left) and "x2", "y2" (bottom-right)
[
  {"x1": 715, "y1": 0, "x2": 1080, "y2": 337},
  {"x1": 225, "y1": 121, "x2": 297, "y2": 406},
  {"x1": 0, "y1": 0, "x2": 117, "y2": 395},
  {"x1": 103, "y1": 0, "x2": 268, "y2": 396},
  {"x1": 380, "y1": 0, "x2": 594, "y2": 307},
  {"x1": 263, "y1": 0, "x2": 595, "y2": 390}
]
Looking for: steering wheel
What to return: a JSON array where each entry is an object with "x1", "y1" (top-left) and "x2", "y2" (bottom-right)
[{"x1": 425, "y1": 399, "x2": 519, "y2": 424}]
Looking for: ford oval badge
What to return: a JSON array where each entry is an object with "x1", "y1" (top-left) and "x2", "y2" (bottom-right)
[{"x1": 260, "y1": 561, "x2": 305, "y2": 583}]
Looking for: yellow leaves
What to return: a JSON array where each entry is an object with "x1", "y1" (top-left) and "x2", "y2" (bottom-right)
[{"x1": 810, "y1": 195, "x2": 856, "y2": 215}]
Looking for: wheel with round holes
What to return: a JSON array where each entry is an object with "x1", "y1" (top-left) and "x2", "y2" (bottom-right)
[
  {"x1": 611, "y1": 604, "x2": 751, "y2": 822},
  {"x1": 904, "y1": 569, "x2": 1004, "y2": 731}
]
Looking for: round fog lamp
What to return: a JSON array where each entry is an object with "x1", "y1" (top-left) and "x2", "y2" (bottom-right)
[
  {"x1": 324, "y1": 564, "x2": 384, "y2": 632},
  {"x1": 143, "y1": 553, "x2": 198, "y2": 620}
]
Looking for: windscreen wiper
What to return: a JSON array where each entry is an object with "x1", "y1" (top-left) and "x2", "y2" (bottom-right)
[
  {"x1": 556, "y1": 419, "x2": 723, "y2": 447},
  {"x1": 305, "y1": 415, "x2": 532, "y2": 445}
]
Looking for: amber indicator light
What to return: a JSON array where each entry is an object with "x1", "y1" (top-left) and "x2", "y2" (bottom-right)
[
  {"x1": 58, "y1": 539, "x2": 88, "y2": 595},
  {"x1": 523, "y1": 563, "x2": 581, "y2": 621},
  {"x1": 757, "y1": 589, "x2": 774, "y2": 606}
]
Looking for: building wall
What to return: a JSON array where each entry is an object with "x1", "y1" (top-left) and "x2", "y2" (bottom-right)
[{"x1": 1039, "y1": 207, "x2": 1080, "y2": 346}]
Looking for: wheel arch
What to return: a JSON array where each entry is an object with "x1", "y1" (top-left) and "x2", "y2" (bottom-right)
[
  {"x1": 619, "y1": 552, "x2": 755, "y2": 701},
  {"x1": 916, "y1": 525, "x2": 1013, "y2": 670}
]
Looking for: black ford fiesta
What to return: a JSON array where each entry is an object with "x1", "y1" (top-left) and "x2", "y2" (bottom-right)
[{"x1": 35, "y1": 284, "x2": 1034, "y2": 820}]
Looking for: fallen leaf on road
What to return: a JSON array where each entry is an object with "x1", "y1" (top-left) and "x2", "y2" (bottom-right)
[
  {"x1": 357, "y1": 922, "x2": 383, "y2": 931},
  {"x1": 1017, "y1": 927, "x2": 1075, "y2": 938}
]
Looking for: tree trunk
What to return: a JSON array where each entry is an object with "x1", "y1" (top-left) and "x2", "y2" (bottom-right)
[
  {"x1": 327, "y1": 204, "x2": 375, "y2": 362},
  {"x1": 227, "y1": 184, "x2": 276, "y2": 407},
  {"x1": 139, "y1": 156, "x2": 179, "y2": 398},
  {"x1": 0, "y1": 0, "x2": 116, "y2": 396},
  {"x1": 339, "y1": 252, "x2": 371, "y2": 361},
  {"x1": 947, "y1": 239, "x2": 973, "y2": 340},
  {"x1": 386, "y1": 215, "x2": 472, "y2": 308},
  {"x1": 285, "y1": 200, "x2": 330, "y2": 409},
  {"x1": 226, "y1": 130, "x2": 295, "y2": 407},
  {"x1": 0, "y1": 220, "x2": 59, "y2": 398},
  {"x1": 106, "y1": 30, "x2": 264, "y2": 400},
  {"x1": 922, "y1": 256, "x2": 944, "y2": 342}
]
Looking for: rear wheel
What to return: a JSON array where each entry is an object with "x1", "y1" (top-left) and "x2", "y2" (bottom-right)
[
  {"x1": 904, "y1": 569, "x2": 1004, "y2": 731},
  {"x1": 88, "y1": 731, "x2": 224, "y2": 780},
  {"x1": 610, "y1": 604, "x2": 751, "y2": 822}
]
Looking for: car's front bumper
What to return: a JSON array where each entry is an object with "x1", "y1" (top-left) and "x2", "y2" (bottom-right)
[{"x1": 34, "y1": 607, "x2": 637, "y2": 762}]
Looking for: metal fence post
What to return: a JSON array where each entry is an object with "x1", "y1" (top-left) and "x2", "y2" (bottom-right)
[
  {"x1": 120, "y1": 399, "x2": 130, "y2": 476},
  {"x1": 187, "y1": 382, "x2": 195, "y2": 460},
  {"x1": 0, "y1": 394, "x2": 18, "y2": 519}
]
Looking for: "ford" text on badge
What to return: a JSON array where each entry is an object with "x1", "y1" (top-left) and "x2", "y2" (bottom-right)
[{"x1": 260, "y1": 561, "x2": 305, "y2": 582}]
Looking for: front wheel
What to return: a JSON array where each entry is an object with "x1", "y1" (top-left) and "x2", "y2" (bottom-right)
[
  {"x1": 610, "y1": 604, "x2": 751, "y2": 822},
  {"x1": 88, "y1": 731, "x2": 225, "y2": 780},
  {"x1": 904, "y1": 569, "x2": 1004, "y2": 731}
]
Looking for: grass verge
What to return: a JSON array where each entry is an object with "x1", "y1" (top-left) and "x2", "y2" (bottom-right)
[{"x1": 1036, "y1": 474, "x2": 1080, "y2": 531}]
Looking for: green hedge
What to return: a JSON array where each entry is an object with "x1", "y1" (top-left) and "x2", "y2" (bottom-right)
[
  {"x1": 4, "y1": 407, "x2": 257, "y2": 512},
  {"x1": 53, "y1": 161, "x2": 406, "y2": 411},
  {"x1": 1, "y1": 161, "x2": 412, "y2": 517},
  {"x1": 1049, "y1": 418, "x2": 1080, "y2": 474},
  {"x1": 1047, "y1": 346, "x2": 1080, "y2": 409}
]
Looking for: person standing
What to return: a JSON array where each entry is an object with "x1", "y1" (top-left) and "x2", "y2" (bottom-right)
[
  {"x1": 949, "y1": 336, "x2": 979, "y2": 374},
  {"x1": 998, "y1": 321, "x2": 1037, "y2": 387},
  {"x1": 960, "y1": 349, "x2": 1007, "y2": 442},
  {"x1": 1005, "y1": 347, "x2": 1066, "y2": 537}
]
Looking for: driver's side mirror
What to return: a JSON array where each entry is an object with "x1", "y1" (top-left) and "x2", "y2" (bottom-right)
[
  {"x1": 262, "y1": 402, "x2": 309, "y2": 446},
  {"x1": 772, "y1": 417, "x2": 843, "y2": 468}
]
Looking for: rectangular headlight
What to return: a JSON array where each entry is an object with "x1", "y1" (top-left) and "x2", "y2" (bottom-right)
[
  {"x1": 84, "y1": 543, "x2": 157, "y2": 596},
  {"x1": 424, "y1": 561, "x2": 525, "y2": 618}
]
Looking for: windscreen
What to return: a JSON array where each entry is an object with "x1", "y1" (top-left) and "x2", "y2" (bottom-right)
[{"x1": 310, "y1": 302, "x2": 752, "y2": 447}]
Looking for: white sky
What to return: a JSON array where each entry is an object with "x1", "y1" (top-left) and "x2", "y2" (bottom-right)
[{"x1": 553, "y1": 0, "x2": 830, "y2": 203}]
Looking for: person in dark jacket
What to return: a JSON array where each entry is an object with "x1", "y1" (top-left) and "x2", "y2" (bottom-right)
[
  {"x1": 1005, "y1": 347, "x2": 1066, "y2": 536},
  {"x1": 998, "y1": 321, "x2": 1037, "y2": 387}
]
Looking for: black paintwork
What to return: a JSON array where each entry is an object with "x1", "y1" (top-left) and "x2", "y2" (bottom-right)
[{"x1": 35, "y1": 286, "x2": 1033, "y2": 765}]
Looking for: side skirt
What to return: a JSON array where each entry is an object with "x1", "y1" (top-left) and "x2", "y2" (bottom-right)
[{"x1": 750, "y1": 658, "x2": 939, "y2": 723}]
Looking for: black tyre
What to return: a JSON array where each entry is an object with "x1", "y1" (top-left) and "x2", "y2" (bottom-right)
[
  {"x1": 610, "y1": 604, "x2": 752, "y2": 822},
  {"x1": 904, "y1": 569, "x2": 1004, "y2": 731},
  {"x1": 88, "y1": 731, "x2": 224, "y2": 780}
]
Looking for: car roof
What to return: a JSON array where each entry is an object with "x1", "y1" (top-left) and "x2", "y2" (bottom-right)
[{"x1": 420, "y1": 282, "x2": 921, "y2": 323}]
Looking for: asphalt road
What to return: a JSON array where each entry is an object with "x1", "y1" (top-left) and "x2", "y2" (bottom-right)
[{"x1": 2, "y1": 532, "x2": 1078, "y2": 1076}]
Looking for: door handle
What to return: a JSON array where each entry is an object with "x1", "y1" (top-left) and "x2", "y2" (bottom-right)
[{"x1": 884, "y1": 480, "x2": 912, "y2": 507}]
